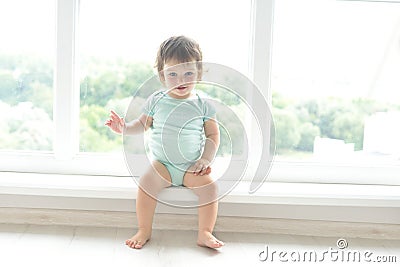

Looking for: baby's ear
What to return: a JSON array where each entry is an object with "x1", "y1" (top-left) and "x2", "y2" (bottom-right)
[{"x1": 158, "y1": 72, "x2": 166, "y2": 83}]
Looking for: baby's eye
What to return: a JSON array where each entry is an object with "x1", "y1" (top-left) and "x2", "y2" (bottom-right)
[
  {"x1": 168, "y1": 72, "x2": 177, "y2": 77},
  {"x1": 185, "y1": 71, "x2": 194, "y2": 76}
]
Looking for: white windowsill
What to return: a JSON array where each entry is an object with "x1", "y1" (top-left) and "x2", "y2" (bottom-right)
[{"x1": 0, "y1": 171, "x2": 399, "y2": 224}]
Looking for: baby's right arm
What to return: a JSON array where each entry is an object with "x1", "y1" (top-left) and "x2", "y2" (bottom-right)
[
  {"x1": 125, "y1": 113, "x2": 153, "y2": 135},
  {"x1": 105, "y1": 110, "x2": 153, "y2": 135}
]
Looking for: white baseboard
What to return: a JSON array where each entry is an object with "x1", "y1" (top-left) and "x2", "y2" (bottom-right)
[{"x1": 1, "y1": 207, "x2": 399, "y2": 240}]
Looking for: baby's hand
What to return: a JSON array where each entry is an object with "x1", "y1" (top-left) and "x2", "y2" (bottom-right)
[
  {"x1": 105, "y1": 110, "x2": 125, "y2": 134},
  {"x1": 190, "y1": 158, "x2": 211, "y2": 176}
]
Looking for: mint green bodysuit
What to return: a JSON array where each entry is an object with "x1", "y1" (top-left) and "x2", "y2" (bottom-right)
[{"x1": 142, "y1": 90, "x2": 216, "y2": 186}]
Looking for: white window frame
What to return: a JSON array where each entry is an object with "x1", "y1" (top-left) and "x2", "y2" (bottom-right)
[{"x1": 0, "y1": 0, "x2": 399, "y2": 187}]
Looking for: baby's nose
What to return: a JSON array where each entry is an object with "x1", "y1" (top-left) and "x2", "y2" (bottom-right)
[{"x1": 177, "y1": 75, "x2": 185, "y2": 84}]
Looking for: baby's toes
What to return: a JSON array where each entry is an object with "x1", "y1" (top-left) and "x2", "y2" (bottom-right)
[
  {"x1": 210, "y1": 239, "x2": 222, "y2": 248},
  {"x1": 134, "y1": 241, "x2": 143, "y2": 249}
]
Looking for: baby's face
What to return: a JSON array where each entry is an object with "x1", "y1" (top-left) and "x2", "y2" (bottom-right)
[{"x1": 162, "y1": 60, "x2": 198, "y2": 99}]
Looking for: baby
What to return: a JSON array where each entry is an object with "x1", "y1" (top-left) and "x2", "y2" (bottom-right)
[{"x1": 105, "y1": 36, "x2": 224, "y2": 249}]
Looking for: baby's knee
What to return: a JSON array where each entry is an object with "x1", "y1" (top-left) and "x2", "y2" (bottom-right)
[
  {"x1": 206, "y1": 180, "x2": 218, "y2": 195},
  {"x1": 197, "y1": 180, "x2": 219, "y2": 203}
]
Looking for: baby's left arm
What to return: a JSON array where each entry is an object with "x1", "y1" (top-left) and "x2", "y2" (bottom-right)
[
  {"x1": 202, "y1": 118, "x2": 220, "y2": 162},
  {"x1": 192, "y1": 118, "x2": 220, "y2": 176}
]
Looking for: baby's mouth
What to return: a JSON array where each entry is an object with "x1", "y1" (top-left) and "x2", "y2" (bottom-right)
[{"x1": 176, "y1": 86, "x2": 187, "y2": 90}]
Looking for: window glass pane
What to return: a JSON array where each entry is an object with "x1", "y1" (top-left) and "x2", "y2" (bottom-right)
[
  {"x1": 0, "y1": 0, "x2": 55, "y2": 151},
  {"x1": 79, "y1": 0, "x2": 252, "y2": 154},
  {"x1": 271, "y1": 0, "x2": 400, "y2": 165}
]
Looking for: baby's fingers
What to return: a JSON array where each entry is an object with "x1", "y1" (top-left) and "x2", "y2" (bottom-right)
[
  {"x1": 192, "y1": 163, "x2": 203, "y2": 175},
  {"x1": 199, "y1": 165, "x2": 210, "y2": 176},
  {"x1": 110, "y1": 110, "x2": 122, "y2": 121},
  {"x1": 110, "y1": 110, "x2": 119, "y2": 117},
  {"x1": 105, "y1": 119, "x2": 114, "y2": 126}
]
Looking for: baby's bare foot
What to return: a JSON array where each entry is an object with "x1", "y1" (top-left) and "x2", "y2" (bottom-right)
[
  {"x1": 125, "y1": 229, "x2": 151, "y2": 249},
  {"x1": 197, "y1": 231, "x2": 224, "y2": 249}
]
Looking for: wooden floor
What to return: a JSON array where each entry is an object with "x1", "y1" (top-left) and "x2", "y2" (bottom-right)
[{"x1": 0, "y1": 224, "x2": 399, "y2": 267}]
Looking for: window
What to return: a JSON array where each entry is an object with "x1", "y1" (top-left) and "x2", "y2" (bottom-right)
[
  {"x1": 269, "y1": 0, "x2": 400, "y2": 185},
  {"x1": 2, "y1": 0, "x2": 397, "y2": 188},
  {"x1": 0, "y1": 0, "x2": 55, "y2": 151}
]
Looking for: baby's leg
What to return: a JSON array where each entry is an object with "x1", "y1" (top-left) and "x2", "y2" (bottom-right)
[
  {"x1": 126, "y1": 161, "x2": 172, "y2": 249},
  {"x1": 183, "y1": 173, "x2": 224, "y2": 249}
]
